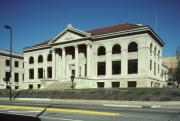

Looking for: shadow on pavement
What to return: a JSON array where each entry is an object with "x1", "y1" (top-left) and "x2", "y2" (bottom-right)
[{"x1": 0, "y1": 113, "x2": 41, "y2": 121}]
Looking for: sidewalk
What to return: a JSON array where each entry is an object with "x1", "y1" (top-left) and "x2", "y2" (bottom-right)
[{"x1": 0, "y1": 97, "x2": 180, "y2": 109}]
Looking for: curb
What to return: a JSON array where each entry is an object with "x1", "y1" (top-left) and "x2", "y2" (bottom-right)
[{"x1": 0, "y1": 98, "x2": 180, "y2": 109}]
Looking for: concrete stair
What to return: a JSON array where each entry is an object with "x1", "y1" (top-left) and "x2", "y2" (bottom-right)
[{"x1": 43, "y1": 81, "x2": 72, "y2": 90}]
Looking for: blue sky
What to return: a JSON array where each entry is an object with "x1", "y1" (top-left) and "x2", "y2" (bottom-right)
[{"x1": 0, "y1": 0, "x2": 180, "y2": 57}]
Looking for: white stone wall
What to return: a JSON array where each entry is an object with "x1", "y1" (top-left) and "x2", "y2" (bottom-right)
[
  {"x1": 0, "y1": 54, "x2": 24, "y2": 90},
  {"x1": 23, "y1": 28, "x2": 167, "y2": 89}
]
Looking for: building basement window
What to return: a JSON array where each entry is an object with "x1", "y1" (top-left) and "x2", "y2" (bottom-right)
[
  {"x1": 128, "y1": 59, "x2": 138, "y2": 74},
  {"x1": 112, "y1": 82, "x2": 120, "y2": 88},
  {"x1": 38, "y1": 84, "x2": 41, "y2": 89},
  {"x1": 97, "y1": 82, "x2": 104, "y2": 88},
  {"x1": 15, "y1": 86, "x2": 19, "y2": 90},
  {"x1": 97, "y1": 62, "x2": 106, "y2": 75},
  {"x1": 128, "y1": 81, "x2": 137, "y2": 87},
  {"x1": 112, "y1": 61, "x2": 121, "y2": 74},
  {"x1": 38, "y1": 68, "x2": 43, "y2": 79},
  {"x1": 29, "y1": 84, "x2": 33, "y2": 89}
]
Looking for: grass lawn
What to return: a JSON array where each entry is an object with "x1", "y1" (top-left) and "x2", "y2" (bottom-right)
[{"x1": 0, "y1": 88, "x2": 180, "y2": 101}]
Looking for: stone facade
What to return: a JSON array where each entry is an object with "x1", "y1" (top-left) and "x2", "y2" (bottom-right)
[
  {"x1": 0, "y1": 49, "x2": 24, "y2": 90},
  {"x1": 23, "y1": 23, "x2": 168, "y2": 89}
]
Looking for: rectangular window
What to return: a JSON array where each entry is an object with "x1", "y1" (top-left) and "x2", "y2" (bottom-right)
[
  {"x1": 37, "y1": 84, "x2": 41, "y2": 89},
  {"x1": 5, "y1": 72, "x2": 10, "y2": 81},
  {"x1": 112, "y1": 82, "x2": 120, "y2": 88},
  {"x1": 22, "y1": 74, "x2": 24, "y2": 81},
  {"x1": 38, "y1": 68, "x2": 43, "y2": 79},
  {"x1": 14, "y1": 73, "x2": 19, "y2": 82},
  {"x1": 128, "y1": 59, "x2": 138, "y2": 74},
  {"x1": 150, "y1": 60, "x2": 152, "y2": 70},
  {"x1": 29, "y1": 84, "x2": 33, "y2": 89},
  {"x1": 15, "y1": 61, "x2": 19, "y2": 67},
  {"x1": 15, "y1": 86, "x2": 19, "y2": 90},
  {"x1": 97, "y1": 82, "x2": 104, "y2": 88},
  {"x1": 97, "y1": 62, "x2": 106, "y2": 75},
  {"x1": 128, "y1": 81, "x2": 137, "y2": 87},
  {"x1": 154, "y1": 62, "x2": 156, "y2": 75},
  {"x1": 29, "y1": 69, "x2": 34, "y2": 79},
  {"x1": 47, "y1": 67, "x2": 52, "y2": 78},
  {"x1": 6, "y1": 60, "x2": 10, "y2": 66},
  {"x1": 112, "y1": 61, "x2": 121, "y2": 75}
]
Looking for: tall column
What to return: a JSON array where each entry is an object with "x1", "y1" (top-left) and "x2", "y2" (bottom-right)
[
  {"x1": 121, "y1": 44, "x2": 128, "y2": 77},
  {"x1": 52, "y1": 49, "x2": 56, "y2": 80},
  {"x1": 87, "y1": 44, "x2": 91, "y2": 77},
  {"x1": 106, "y1": 47, "x2": 112, "y2": 77},
  {"x1": 62, "y1": 47, "x2": 66, "y2": 79},
  {"x1": 75, "y1": 45, "x2": 79, "y2": 77}
]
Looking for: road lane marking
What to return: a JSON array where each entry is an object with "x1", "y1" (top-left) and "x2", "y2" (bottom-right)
[
  {"x1": 103, "y1": 104, "x2": 161, "y2": 108},
  {"x1": 8, "y1": 110, "x2": 41, "y2": 113},
  {"x1": 0, "y1": 105, "x2": 120, "y2": 116},
  {"x1": 40, "y1": 116, "x2": 83, "y2": 121},
  {"x1": 103, "y1": 104, "x2": 142, "y2": 108}
]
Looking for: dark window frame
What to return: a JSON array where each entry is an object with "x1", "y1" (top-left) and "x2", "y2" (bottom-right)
[
  {"x1": 38, "y1": 55, "x2": 43, "y2": 63},
  {"x1": 112, "y1": 82, "x2": 120, "y2": 88},
  {"x1": 128, "y1": 42, "x2": 138, "y2": 52},
  {"x1": 38, "y1": 68, "x2": 43, "y2": 79},
  {"x1": 128, "y1": 59, "x2": 138, "y2": 74},
  {"x1": 6, "y1": 60, "x2": 10, "y2": 66},
  {"x1": 29, "y1": 57, "x2": 34, "y2": 64},
  {"x1": 29, "y1": 69, "x2": 34, "y2": 79},
  {"x1": 47, "y1": 54, "x2": 52, "y2": 62},
  {"x1": 97, "y1": 46, "x2": 106, "y2": 56},
  {"x1": 14, "y1": 73, "x2": 19, "y2": 82},
  {"x1": 14, "y1": 61, "x2": 19, "y2": 67},
  {"x1": 128, "y1": 81, "x2": 137, "y2": 87},
  {"x1": 112, "y1": 44, "x2": 121, "y2": 54},
  {"x1": 47, "y1": 67, "x2": 52, "y2": 78},
  {"x1": 112, "y1": 61, "x2": 121, "y2": 75},
  {"x1": 97, "y1": 62, "x2": 106, "y2": 75},
  {"x1": 97, "y1": 82, "x2": 104, "y2": 88}
]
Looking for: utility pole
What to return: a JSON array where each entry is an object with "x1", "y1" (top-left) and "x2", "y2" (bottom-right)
[{"x1": 4, "y1": 25, "x2": 13, "y2": 101}]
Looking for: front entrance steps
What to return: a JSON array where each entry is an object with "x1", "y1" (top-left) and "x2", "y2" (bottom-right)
[{"x1": 42, "y1": 81, "x2": 73, "y2": 90}]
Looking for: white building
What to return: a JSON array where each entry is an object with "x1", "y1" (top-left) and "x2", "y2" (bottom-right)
[
  {"x1": 23, "y1": 23, "x2": 168, "y2": 89},
  {"x1": 0, "y1": 49, "x2": 24, "y2": 90}
]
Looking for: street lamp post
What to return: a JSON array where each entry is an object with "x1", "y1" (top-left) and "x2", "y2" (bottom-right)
[{"x1": 4, "y1": 25, "x2": 12, "y2": 101}]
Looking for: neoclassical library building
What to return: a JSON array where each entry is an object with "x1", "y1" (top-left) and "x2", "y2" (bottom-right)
[{"x1": 23, "y1": 23, "x2": 168, "y2": 89}]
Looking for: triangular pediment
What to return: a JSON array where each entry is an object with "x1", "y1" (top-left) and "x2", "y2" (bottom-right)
[{"x1": 49, "y1": 24, "x2": 91, "y2": 44}]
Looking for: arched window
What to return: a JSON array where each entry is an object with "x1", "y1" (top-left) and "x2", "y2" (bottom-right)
[
  {"x1": 112, "y1": 44, "x2": 121, "y2": 54},
  {"x1": 38, "y1": 55, "x2": 43, "y2": 63},
  {"x1": 128, "y1": 42, "x2": 138, "y2": 52},
  {"x1": 47, "y1": 54, "x2": 52, "y2": 62},
  {"x1": 97, "y1": 46, "x2": 106, "y2": 56},
  {"x1": 29, "y1": 56, "x2": 34, "y2": 64},
  {"x1": 154, "y1": 47, "x2": 157, "y2": 56},
  {"x1": 150, "y1": 43, "x2": 153, "y2": 53}
]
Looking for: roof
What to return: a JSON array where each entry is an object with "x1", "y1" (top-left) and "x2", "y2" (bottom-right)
[
  {"x1": 0, "y1": 49, "x2": 23, "y2": 59},
  {"x1": 26, "y1": 23, "x2": 143, "y2": 48},
  {"x1": 86, "y1": 23, "x2": 143, "y2": 35},
  {"x1": 24, "y1": 23, "x2": 165, "y2": 51}
]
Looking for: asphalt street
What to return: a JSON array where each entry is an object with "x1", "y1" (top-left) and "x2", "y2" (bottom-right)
[{"x1": 0, "y1": 101, "x2": 180, "y2": 121}]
